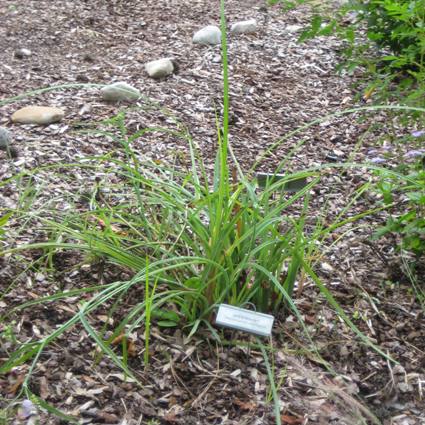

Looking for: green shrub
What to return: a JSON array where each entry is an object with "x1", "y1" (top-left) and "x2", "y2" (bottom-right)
[
  {"x1": 271, "y1": 0, "x2": 425, "y2": 106},
  {"x1": 361, "y1": 0, "x2": 425, "y2": 66}
]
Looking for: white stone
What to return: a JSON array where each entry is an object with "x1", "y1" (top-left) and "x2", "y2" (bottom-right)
[
  {"x1": 145, "y1": 58, "x2": 174, "y2": 79},
  {"x1": 12, "y1": 106, "x2": 64, "y2": 125},
  {"x1": 230, "y1": 19, "x2": 257, "y2": 34},
  {"x1": 15, "y1": 48, "x2": 32, "y2": 58},
  {"x1": 193, "y1": 25, "x2": 221, "y2": 45},
  {"x1": 286, "y1": 25, "x2": 303, "y2": 33},
  {"x1": 0, "y1": 127, "x2": 11, "y2": 148},
  {"x1": 101, "y1": 82, "x2": 141, "y2": 102},
  {"x1": 321, "y1": 262, "x2": 334, "y2": 273},
  {"x1": 0, "y1": 127, "x2": 18, "y2": 157}
]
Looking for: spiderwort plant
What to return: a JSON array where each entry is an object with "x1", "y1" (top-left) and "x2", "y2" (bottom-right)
[
  {"x1": 1, "y1": 0, "x2": 313, "y2": 334},
  {"x1": 374, "y1": 155, "x2": 425, "y2": 257}
]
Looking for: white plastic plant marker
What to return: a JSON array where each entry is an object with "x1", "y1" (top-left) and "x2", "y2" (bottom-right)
[
  {"x1": 216, "y1": 304, "x2": 274, "y2": 337},
  {"x1": 256, "y1": 172, "x2": 307, "y2": 192}
]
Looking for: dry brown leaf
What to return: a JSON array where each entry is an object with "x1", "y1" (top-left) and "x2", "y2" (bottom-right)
[
  {"x1": 127, "y1": 339, "x2": 137, "y2": 357},
  {"x1": 96, "y1": 411, "x2": 120, "y2": 422},
  {"x1": 163, "y1": 412, "x2": 179, "y2": 423},
  {"x1": 111, "y1": 333, "x2": 125, "y2": 345},
  {"x1": 233, "y1": 398, "x2": 257, "y2": 411},
  {"x1": 362, "y1": 86, "x2": 375, "y2": 101},
  {"x1": 281, "y1": 414, "x2": 303, "y2": 425},
  {"x1": 168, "y1": 395, "x2": 178, "y2": 407},
  {"x1": 304, "y1": 314, "x2": 316, "y2": 324},
  {"x1": 8, "y1": 374, "x2": 25, "y2": 396},
  {"x1": 89, "y1": 215, "x2": 126, "y2": 235},
  {"x1": 111, "y1": 333, "x2": 137, "y2": 357},
  {"x1": 39, "y1": 376, "x2": 49, "y2": 400}
]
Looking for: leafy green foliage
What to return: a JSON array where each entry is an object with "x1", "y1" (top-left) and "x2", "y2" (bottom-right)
[
  {"x1": 273, "y1": 0, "x2": 425, "y2": 107},
  {"x1": 374, "y1": 155, "x2": 425, "y2": 256},
  {"x1": 363, "y1": 0, "x2": 425, "y2": 62},
  {"x1": 0, "y1": 212, "x2": 12, "y2": 240}
]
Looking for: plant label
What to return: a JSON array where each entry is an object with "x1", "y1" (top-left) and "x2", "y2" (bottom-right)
[
  {"x1": 256, "y1": 172, "x2": 307, "y2": 192},
  {"x1": 216, "y1": 304, "x2": 274, "y2": 336}
]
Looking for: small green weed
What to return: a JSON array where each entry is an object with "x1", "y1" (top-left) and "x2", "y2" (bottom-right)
[{"x1": 374, "y1": 154, "x2": 425, "y2": 257}]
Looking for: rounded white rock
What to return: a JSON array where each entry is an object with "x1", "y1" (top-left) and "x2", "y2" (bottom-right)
[
  {"x1": 193, "y1": 25, "x2": 221, "y2": 45},
  {"x1": 12, "y1": 106, "x2": 64, "y2": 125},
  {"x1": 145, "y1": 58, "x2": 174, "y2": 79},
  {"x1": 15, "y1": 48, "x2": 32, "y2": 58},
  {"x1": 230, "y1": 19, "x2": 257, "y2": 34},
  {"x1": 0, "y1": 127, "x2": 12, "y2": 148},
  {"x1": 101, "y1": 82, "x2": 141, "y2": 102},
  {"x1": 286, "y1": 25, "x2": 303, "y2": 33}
]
